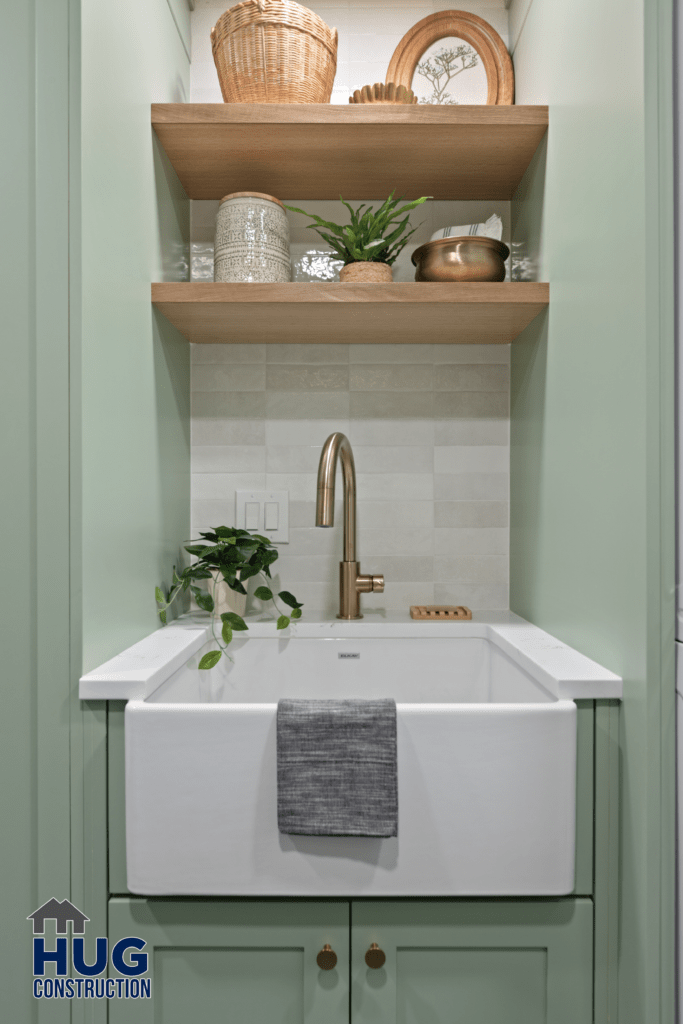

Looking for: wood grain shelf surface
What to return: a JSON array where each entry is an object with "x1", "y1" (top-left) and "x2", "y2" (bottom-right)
[
  {"x1": 151, "y1": 104, "x2": 549, "y2": 201},
  {"x1": 152, "y1": 282, "x2": 549, "y2": 344}
]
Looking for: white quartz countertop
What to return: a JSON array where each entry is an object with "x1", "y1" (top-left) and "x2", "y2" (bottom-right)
[{"x1": 79, "y1": 610, "x2": 623, "y2": 701}]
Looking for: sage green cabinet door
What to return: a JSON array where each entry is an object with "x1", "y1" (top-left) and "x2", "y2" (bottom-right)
[
  {"x1": 352, "y1": 900, "x2": 592, "y2": 1024},
  {"x1": 109, "y1": 899, "x2": 349, "y2": 1024}
]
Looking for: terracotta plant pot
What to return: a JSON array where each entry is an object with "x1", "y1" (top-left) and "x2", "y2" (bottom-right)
[
  {"x1": 209, "y1": 570, "x2": 247, "y2": 617},
  {"x1": 339, "y1": 261, "x2": 393, "y2": 283}
]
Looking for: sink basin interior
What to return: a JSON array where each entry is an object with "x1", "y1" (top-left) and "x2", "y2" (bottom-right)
[{"x1": 147, "y1": 636, "x2": 555, "y2": 705}]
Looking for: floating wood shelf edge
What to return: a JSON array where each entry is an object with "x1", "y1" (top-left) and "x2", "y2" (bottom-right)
[
  {"x1": 151, "y1": 103, "x2": 549, "y2": 200},
  {"x1": 152, "y1": 282, "x2": 549, "y2": 345}
]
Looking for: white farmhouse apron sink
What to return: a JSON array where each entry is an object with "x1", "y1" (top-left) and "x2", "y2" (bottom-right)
[{"x1": 79, "y1": 612, "x2": 622, "y2": 898}]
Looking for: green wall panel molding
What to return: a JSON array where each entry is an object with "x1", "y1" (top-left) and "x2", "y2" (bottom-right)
[
  {"x1": 81, "y1": 0, "x2": 191, "y2": 672},
  {"x1": 108, "y1": 899, "x2": 350, "y2": 1024},
  {"x1": 351, "y1": 900, "x2": 593, "y2": 1024},
  {"x1": 509, "y1": 0, "x2": 675, "y2": 1021},
  {"x1": 0, "y1": 0, "x2": 77, "y2": 1018}
]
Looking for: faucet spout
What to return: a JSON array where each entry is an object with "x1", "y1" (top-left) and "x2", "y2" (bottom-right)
[
  {"x1": 315, "y1": 431, "x2": 356, "y2": 562},
  {"x1": 316, "y1": 432, "x2": 384, "y2": 619}
]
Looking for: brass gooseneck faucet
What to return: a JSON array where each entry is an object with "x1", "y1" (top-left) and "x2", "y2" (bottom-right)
[{"x1": 316, "y1": 432, "x2": 384, "y2": 619}]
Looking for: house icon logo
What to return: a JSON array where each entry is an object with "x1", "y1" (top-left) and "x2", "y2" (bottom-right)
[
  {"x1": 28, "y1": 897, "x2": 151, "y2": 1002},
  {"x1": 28, "y1": 899, "x2": 89, "y2": 935}
]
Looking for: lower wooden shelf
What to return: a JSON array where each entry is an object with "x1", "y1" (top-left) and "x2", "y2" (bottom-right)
[{"x1": 152, "y1": 281, "x2": 549, "y2": 345}]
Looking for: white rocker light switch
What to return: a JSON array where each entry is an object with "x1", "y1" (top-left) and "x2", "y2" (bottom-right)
[{"x1": 236, "y1": 491, "x2": 289, "y2": 543}]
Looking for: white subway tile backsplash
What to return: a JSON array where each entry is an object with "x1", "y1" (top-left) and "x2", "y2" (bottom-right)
[
  {"x1": 193, "y1": 364, "x2": 266, "y2": 392},
  {"x1": 266, "y1": 365, "x2": 349, "y2": 391},
  {"x1": 434, "y1": 446, "x2": 509, "y2": 474},
  {"x1": 434, "y1": 501, "x2": 509, "y2": 528},
  {"x1": 266, "y1": 419, "x2": 350, "y2": 446},
  {"x1": 435, "y1": 555, "x2": 508, "y2": 584},
  {"x1": 266, "y1": 391, "x2": 350, "y2": 418},
  {"x1": 349, "y1": 419, "x2": 435, "y2": 446},
  {"x1": 192, "y1": 472, "x2": 266, "y2": 500},
  {"x1": 435, "y1": 527, "x2": 509, "y2": 556},
  {"x1": 266, "y1": 446, "x2": 322, "y2": 474},
  {"x1": 358, "y1": 527, "x2": 434, "y2": 557},
  {"x1": 434, "y1": 473, "x2": 509, "y2": 501},
  {"x1": 193, "y1": 446, "x2": 267, "y2": 474},
  {"x1": 266, "y1": 344, "x2": 350, "y2": 363},
  {"x1": 191, "y1": 418, "x2": 265, "y2": 446},
  {"x1": 356, "y1": 500, "x2": 434, "y2": 529},
  {"x1": 189, "y1": 1, "x2": 512, "y2": 611},
  {"x1": 265, "y1": 473, "x2": 318, "y2": 501},
  {"x1": 353, "y1": 446, "x2": 433, "y2": 474},
  {"x1": 434, "y1": 583, "x2": 509, "y2": 610},
  {"x1": 434, "y1": 418, "x2": 509, "y2": 446},
  {"x1": 190, "y1": 343, "x2": 266, "y2": 364},
  {"x1": 356, "y1": 472, "x2": 434, "y2": 502},
  {"x1": 350, "y1": 364, "x2": 434, "y2": 392},
  {"x1": 349, "y1": 344, "x2": 435, "y2": 363}
]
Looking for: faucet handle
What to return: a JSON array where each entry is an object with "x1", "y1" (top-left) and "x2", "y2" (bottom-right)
[{"x1": 356, "y1": 572, "x2": 384, "y2": 594}]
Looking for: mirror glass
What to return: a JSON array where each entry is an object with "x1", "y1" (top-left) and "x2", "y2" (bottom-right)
[{"x1": 411, "y1": 37, "x2": 488, "y2": 105}]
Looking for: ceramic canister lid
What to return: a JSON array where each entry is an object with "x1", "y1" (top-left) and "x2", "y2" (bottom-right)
[{"x1": 219, "y1": 192, "x2": 285, "y2": 208}]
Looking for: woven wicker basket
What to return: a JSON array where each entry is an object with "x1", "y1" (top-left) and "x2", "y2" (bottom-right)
[{"x1": 211, "y1": 0, "x2": 338, "y2": 104}]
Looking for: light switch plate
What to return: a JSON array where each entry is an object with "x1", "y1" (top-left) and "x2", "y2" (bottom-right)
[{"x1": 236, "y1": 491, "x2": 289, "y2": 543}]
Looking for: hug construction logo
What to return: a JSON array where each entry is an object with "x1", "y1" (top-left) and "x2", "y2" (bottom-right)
[{"x1": 28, "y1": 899, "x2": 152, "y2": 1001}]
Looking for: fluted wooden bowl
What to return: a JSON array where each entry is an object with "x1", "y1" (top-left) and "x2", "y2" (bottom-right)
[
  {"x1": 349, "y1": 82, "x2": 417, "y2": 104},
  {"x1": 411, "y1": 237, "x2": 510, "y2": 282}
]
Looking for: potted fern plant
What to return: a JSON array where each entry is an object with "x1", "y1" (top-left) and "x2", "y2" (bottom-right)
[
  {"x1": 155, "y1": 526, "x2": 303, "y2": 669},
  {"x1": 285, "y1": 191, "x2": 431, "y2": 283}
]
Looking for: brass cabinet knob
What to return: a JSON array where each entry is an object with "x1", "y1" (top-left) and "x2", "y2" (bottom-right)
[
  {"x1": 365, "y1": 942, "x2": 386, "y2": 969},
  {"x1": 316, "y1": 944, "x2": 337, "y2": 970}
]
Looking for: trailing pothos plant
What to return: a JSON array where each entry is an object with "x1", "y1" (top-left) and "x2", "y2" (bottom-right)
[
  {"x1": 284, "y1": 191, "x2": 431, "y2": 266},
  {"x1": 155, "y1": 526, "x2": 303, "y2": 670}
]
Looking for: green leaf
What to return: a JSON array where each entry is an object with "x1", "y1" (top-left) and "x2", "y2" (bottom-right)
[
  {"x1": 278, "y1": 590, "x2": 302, "y2": 610},
  {"x1": 221, "y1": 612, "x2": 248, "y2": 631},
  {"x1": 239, "y1": 564, "x2": 261, "y2": 581},
  {"x1": 221, "y1": 621, "x2": 233, "y2": 645},
  {"x1": 198, "y1": 650, "x2": 222, "y2": 670},
  {"x1": 290, "y1": 607, "x2": 302, "y2": 619},
  {"x1": 254, "y1": 586, "x2": 273, "y2": 601},
  {"x1": 195, "y1": 590, "x2": 214, "y2": 613},
  {"x1": 184, "y1": 544, "x2": 208, "y2": 556},
  {"x1": 155, "y1": 587, "x2": 165, "y2": 605},
  {"x1": 277, "y1": 615, "x2": 290, "y2": 630},
  {"x1": 159, "y1": 609, "x2": 167, "y2": 624}
]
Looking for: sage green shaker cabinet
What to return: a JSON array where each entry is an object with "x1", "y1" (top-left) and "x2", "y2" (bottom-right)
[
  {"x1": 109, "y1": 898, "x2": 592, "y2": 1023},
  {"x1": 352, "y1": 900, "x2": 593, "y2": 1024},
  {"x1": 108, "y1": 899, "x2": 350, "y2": 1024}
]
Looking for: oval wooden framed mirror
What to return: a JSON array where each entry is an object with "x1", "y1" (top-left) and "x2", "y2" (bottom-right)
[{"x1": 385, "y1": 10, "x2": 514, "y2": 105}]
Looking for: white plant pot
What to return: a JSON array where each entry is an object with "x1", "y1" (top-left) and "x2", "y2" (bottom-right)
[{"x1": 209, "y1": 570, "x2": 247, "y2": 617}]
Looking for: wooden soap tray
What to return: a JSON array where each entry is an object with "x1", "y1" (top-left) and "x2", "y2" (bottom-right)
[{"x1": 410, "y1": 605, "x2": 472, "y2": 621}]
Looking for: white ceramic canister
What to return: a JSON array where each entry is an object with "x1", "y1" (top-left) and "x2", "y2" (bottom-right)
[{"x1": 214, "y1": 192, "x2": 291, "y2": 283}]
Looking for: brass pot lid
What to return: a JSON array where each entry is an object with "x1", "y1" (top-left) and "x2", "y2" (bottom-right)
[
  {"x1": 219, "y1": 191, "x2": 284, "y2": 208},
  {"x1": 411, "y1": 236, "x2": 510, "y2": 265}
]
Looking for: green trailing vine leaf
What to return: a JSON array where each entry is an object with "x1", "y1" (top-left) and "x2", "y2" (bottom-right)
[
  {"x1": 221, "y1": 612, "x2": 248, "y2": 631},
  {"x1": 157, "y1": 526, "x2": 303, "y2": 665},
  {"x1": 198, "y1": 650, "x2": 222, "y2": 671}
]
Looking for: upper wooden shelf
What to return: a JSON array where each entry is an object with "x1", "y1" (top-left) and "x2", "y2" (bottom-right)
[
  {"x1": 152, "y1": 104, "x2": 549, "y2": 201},
  {"x1": 152, "y1": 282, "x2": 549, "y2": 345}
]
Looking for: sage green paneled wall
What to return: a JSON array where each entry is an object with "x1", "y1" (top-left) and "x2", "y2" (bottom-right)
[
  {"x1": 81, "y1": 0, "x2": 191, "y2": 671},
  {"x1": 509, "y1": 0, "x2": 675, "y2": 1021}
]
